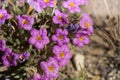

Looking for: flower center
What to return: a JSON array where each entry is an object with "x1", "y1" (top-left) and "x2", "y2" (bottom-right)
[
  {"x1": 0, "y1": 13, "x2": 3, "y2": 19},
  {"x1": 36, "y1": 36, "x2": 42, "y2": 41},
  {"x1": 85, "y1": 22, "x2": 90, "y2": 28},
  {"x1": 48, "y1": 65, "x2": 55, "y2": 72},
  {"x1": 7, "y1": 55, "x2": 12, "y2": 61},
  {"x1": 69, "y1": 2, "x2": 75, "y2": 8},
  {"x1": 22, "y1": 19, "x2": 28, "y2": 25},
  {"x1": 79, "y1": 36, "x2": 83, "y2": 41},
  {"x1": 60, "y1": 52, "x2": 65, "y2": 58},
  {"x1": 44, "y1": 0, "x2": 50, "y2": 3},
  {"x1": 20, "y1": 55, "x2": 24, "y2": 60},
  {"x1": 58, "y1": 16, "x2": 62, "y2": 21},
  {"x1": 58, "y1": 35, "x2": 63, "y2": 40}
]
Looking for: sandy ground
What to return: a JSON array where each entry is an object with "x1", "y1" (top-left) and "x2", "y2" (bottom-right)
[{"x1": 84, "y1": 0, "x2": 119, "y2": 25}]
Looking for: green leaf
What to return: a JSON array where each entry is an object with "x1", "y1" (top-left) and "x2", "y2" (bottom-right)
[
  {"x1": 15, "y1": 39, "x2": 20, "y2": 45},
  {"x1": 13, "y1": 5, "x2": 22, "y2": 15}
]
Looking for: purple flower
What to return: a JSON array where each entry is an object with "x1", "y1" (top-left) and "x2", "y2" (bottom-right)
[
  {"x1": 53, "y1": 9, "x2": 68, "y2": 26},
  {"x1": 62, "y1": 0, "x2": 81, "y2": 13},
  {"x1": 27, "y1": 0, "x2": 56, "y2": 13},
  {"x1": 40, "y1": 76, "x2": 50, "y2": 80},
  {"x1": 30, "y1": 74, "x2": 50, "y2": 80},
  {"x1": 29, "y1": 28, "x2": 50, "y2": 50},
  {"x1": 17, "y1": 52, "x2": 30, "y2": 62},
  {"x1": 16, "y1": 15, "x2": 34, "y2": 31},
  {"x1": 67, "y1": 23, "x2": 79, "y2": 33},
  {"x1": 73, "y1": 33, "x2": 90, "y2": 48},
  {"x1": 0, "y1": 39, "x2": 6, "y2": 51},
  {"x1": 79, "y1": 13, "x2": 94, "y2": 35},
  {"x1": 40, "y1": 57, "x2": 59, "y2": 79},
  {"x1": 52, "y1": 28, "x2": 70, "y2": 45},
  {"x1": 53, "y1": 45, "x2": 72, "y2": 66},
  {"x1": 37, "y1": 0, "x2": 55, "y2": 9},
  {"x1": 2, "y1": 48, "x2": 17, "y2": 67},
  {"x1": 30, "y1": 73, "x2": 41, "y2": 80},
  {"x1": 77, "y1": 29, "x2": 92, "y2": 36},
  {"x1": 27, "y1": 0, "x2": 43, "y2": 13},
  {"x1": 0, "y1": 9, "x2": 10, "y2": 24}
]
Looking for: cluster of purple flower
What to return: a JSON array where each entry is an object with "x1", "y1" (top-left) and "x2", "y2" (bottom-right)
[
  {"x1": 29, "y1": 28, "x2": 72, "y2": 80},
  {"x1": 27, "y1": 0, "x2": 88, "y2": 13},
  {"x1": 0, "y1": 0, "x2": 94, "y2": 80},
  {"x1": 28, "y1": 0, "x2": 93, "y2": 80},
  {"x1": 0, "y1": 9, "x2": 34, "y2": 30},
  {"x1": 0, "y1": 39, "x2": 30, "y2": 67},
  {"x1": 73, "y1": 13, "x2": 94, "y2": 48}
]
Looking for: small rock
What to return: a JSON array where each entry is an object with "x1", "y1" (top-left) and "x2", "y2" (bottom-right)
[
  {"x1": 73, "y1": 54, "x2": 85, "y2": 71},
  {"x1": 0, "y1": 66, "x2": 7, "y2": 70}
]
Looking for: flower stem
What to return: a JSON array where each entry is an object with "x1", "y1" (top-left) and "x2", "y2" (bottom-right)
[{"x1": 27, "y1": 6, "x2": 33, "y2": 15}]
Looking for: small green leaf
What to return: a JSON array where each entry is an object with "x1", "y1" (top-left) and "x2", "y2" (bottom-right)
[{"x1": 13, "y1": 5, "x2": 22, "y2": 15}]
